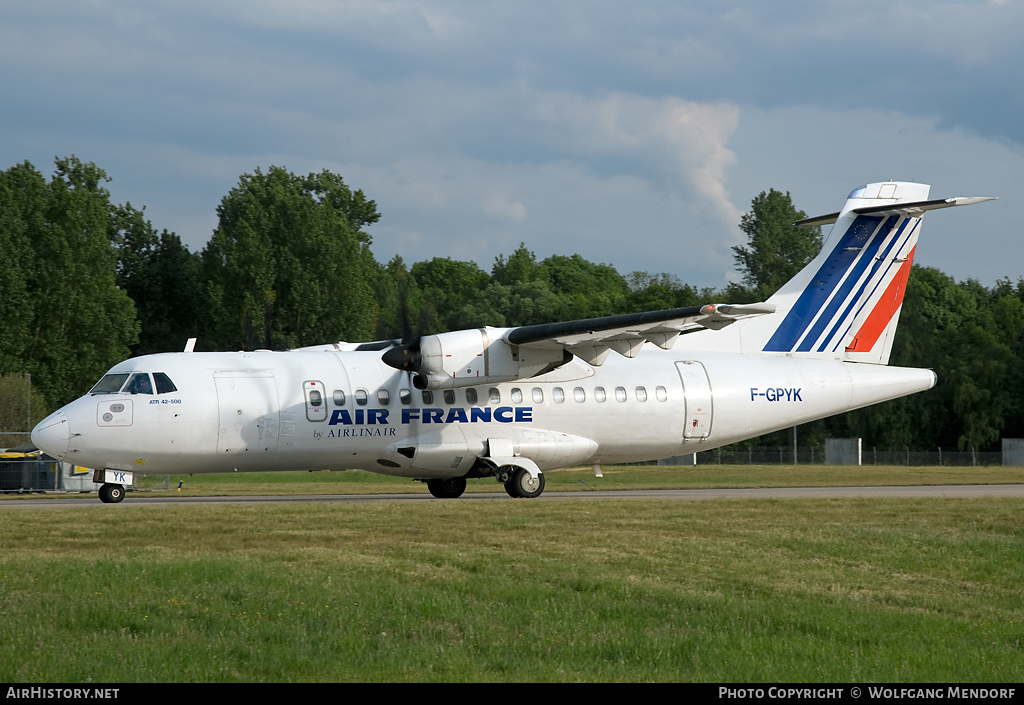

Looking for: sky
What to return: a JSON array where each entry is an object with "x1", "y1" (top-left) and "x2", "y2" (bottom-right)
[{"x1": 2, "y1": 0, "x2": 1021, "y2": 290}]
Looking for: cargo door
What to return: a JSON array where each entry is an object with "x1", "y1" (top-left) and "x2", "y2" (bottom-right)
[{"x1": 215, "y1": 370, "x2": 280, "y2": 455}]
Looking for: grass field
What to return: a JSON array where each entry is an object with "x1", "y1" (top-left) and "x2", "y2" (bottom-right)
[{"x1": 2, "y1": 466, "x2": 1023, "y2": 682}]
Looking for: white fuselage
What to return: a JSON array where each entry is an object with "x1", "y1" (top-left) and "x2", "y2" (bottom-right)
[{"x1": 33, "y1": 345, "x2": 935, "y2": 479}]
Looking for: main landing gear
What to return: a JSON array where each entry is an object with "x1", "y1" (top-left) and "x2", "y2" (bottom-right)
[
  {"x1": 98, "y1": 483, "x2": 125, "y2": 503},
  {"x1": 502, "y1": 466, "x2": 545, "y2": 498},
  {"x1": 423, "y1": 466, "x2": 546, "y2": 499},
  {"x1": 426, "y1": 477, "x2": 467, "y2": 499}
]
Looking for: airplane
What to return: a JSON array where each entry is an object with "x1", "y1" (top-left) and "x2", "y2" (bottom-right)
[{"x1": 31, "y1": 181, "x2": 994, "y2": 503}]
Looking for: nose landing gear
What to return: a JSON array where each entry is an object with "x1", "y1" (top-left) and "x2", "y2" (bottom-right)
[
  {"x1": 98, "y1": 483, "x2": 125, "y2": 503},
  {"x1": 92, "y1": 470, "x2": 133, "y2": 503}
]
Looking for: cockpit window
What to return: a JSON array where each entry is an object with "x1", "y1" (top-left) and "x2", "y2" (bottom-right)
[
  {"x1": 90, "y1": 373, "x2": 130, "y2": 394},
  {"x1": 153, "y1": 372, "x2": 177, "y2": 394},
  {"x1": 89, "y1": 371, "x2": 176, "y2": 395},
  {"x1": 123, "y1": 373, "x2": 154, "y2": 395}
]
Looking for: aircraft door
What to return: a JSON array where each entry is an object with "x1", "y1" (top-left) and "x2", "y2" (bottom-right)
[
  {"x1": 676, "y1": 361, "x2": 713, "y2": 439},
  {"x1": 215, "y1": 371, "x2": 280, "y2": 455},
  {"x1": 302, "y1": 380, "x2": 328, "y2": 422}
]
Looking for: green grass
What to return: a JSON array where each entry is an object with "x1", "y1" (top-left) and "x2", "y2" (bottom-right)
[{"x1": 3, "y1": 495, "x2": 1024, "y2": 682}]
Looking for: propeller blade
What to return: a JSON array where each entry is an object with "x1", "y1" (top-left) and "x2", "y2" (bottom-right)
[{"x1": 382, "y1": 273, "x2": 432, "y2": 385}]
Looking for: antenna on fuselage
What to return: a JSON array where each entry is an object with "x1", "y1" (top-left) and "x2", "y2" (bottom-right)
[{"x1": 184, "y1": 338, "x2": 197, "y2": 353}]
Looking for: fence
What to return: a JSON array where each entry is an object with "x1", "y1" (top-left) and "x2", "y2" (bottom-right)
[
  {"x1": 0, "y1": 456, "x2": 58, "y2": 492},
  {"x1": 661, "y1": 446, "x2": 1010, "y2": 467},
  {"x1": 3, "y1": 443, "x2": 1021, "y2": 493}
]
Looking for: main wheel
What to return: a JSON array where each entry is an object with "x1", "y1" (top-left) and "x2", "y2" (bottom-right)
[
  {"x1": 504, "y1": 467, "x2": 545, "y2": 499},
  {"x1": 98, "y1": 483, "x2": 125, "y2": 504},
  {"x1": 427, "y1": 477, "x2": 467, "y2": 499}
]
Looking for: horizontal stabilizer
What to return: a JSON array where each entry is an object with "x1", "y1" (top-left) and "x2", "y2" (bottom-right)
[{"x1": 795, "y1": 196, "x2": 997, "y2": 228}]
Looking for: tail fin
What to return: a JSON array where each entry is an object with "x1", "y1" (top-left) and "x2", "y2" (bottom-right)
[{"x1": 751, "y1": 182, "x2": 994, "y2": 364}]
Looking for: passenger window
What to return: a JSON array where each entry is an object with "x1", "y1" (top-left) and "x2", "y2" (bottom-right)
[
  {"x1": 489, "y1": 388, "x2": 501, "y2": 404},
  {"x1": 400, "y1": 389, "x2": 412, "y2": 405},
  {"x1": 377, "y1": 389, "x2": 390, "y2": 405},
  {"x1": 466, "y1": 388, "x2": 478, "y2": 405},
  {"x1": 532, "y1": 388, "x2": 544, "y2": 403},
  {"x1": 443, "y1": 389, "x2": 456, "y2": 405},
  {"x1": 615, "y1": 386, "x2": 627, "y2": 402},
  {"x1": 355, "y1": 389, "x2": 368, "y2": 406},
  {"x1": 333, "y1": 390, "x2": 346, "y2": 406},
  {"x1": 636, "y1": 386, "x2": 648, "y2": 402},
  {"x1": 422, "y1": 390, "x2": 433, "y2": 404},
  {"x1": 153, "y1": 372, "x2": 177, "y2": 394},
  {"x1": 309, "y1": 390, "x2": 323, "y2": 407},
  {"x1": 656, "y1": 386, "x2": 668, "y2": 402},
  {"x1": 124, "y1": 373, "x2": 153, "y2": 395},
  {"x1": 574, "y1": 387, "x2": 585, "y2": 403},
  {"x1": 511, "y1": 388, "x2": 523, "y2": 404},
  {"x1": 553, "y1": 387, "x2": 565, "y2": 403},
  {"x1": 594, "y1": 387, "x2": 606, "y2": 403}
]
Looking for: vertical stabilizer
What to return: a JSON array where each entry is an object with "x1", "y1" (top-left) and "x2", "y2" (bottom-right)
[
  {"x1": 761, "y1": 182, "x2": 927, "y2": 363},
  {"x1": 715, "y1": 182, "x2": 993, "y2": 364}
]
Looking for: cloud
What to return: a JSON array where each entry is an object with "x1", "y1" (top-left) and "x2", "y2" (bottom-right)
[
  {"x1": 324, "y1": 88, "x2": 744, "y2": 283},
  {"x1": 1, "y1": 0, "x2": 1021, "y2": 289},
  {"x1": 528, "y1": 91, "x2": 741, "y2": 226},
  {"x1": 728, "y1": 103, "x2": 1024, "y2": 284},
  {"x1": 482, "y1": 195, "x2": 528, "y2": 224}
]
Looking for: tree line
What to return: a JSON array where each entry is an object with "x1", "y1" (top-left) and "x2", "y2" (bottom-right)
[{"x1": 2, "y1": 157, "x2": 1021, "y2": 452}]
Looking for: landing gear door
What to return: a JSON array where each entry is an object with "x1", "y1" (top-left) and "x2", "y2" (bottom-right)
[{"x1": 676, "y1": 361, "x2": 713, "y2": 440}]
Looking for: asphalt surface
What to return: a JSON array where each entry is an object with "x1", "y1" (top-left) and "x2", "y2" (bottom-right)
[{"x1": 2, "y1": 484, "x2": 1024, "y2": 508}]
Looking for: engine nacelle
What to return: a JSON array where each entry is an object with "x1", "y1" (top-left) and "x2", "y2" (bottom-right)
[{"x1": 413, "y1": 327, "x2": 569, "y2": 390}]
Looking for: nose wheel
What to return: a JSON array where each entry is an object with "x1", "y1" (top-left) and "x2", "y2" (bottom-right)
[{"x1": 98, "y1": 483, "x2": 125, "y2": 503}]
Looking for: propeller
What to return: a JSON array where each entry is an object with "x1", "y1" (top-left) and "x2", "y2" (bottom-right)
[{"x1": 381, "y1": 279, "x2": 428, "y2": 387}]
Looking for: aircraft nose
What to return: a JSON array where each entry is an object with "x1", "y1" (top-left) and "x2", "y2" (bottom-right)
[{"x1": 32, "y1": 411, "x2": 70, "y2": 459}]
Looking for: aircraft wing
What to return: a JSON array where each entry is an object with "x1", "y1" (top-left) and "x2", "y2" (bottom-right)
[
  {"x1": 505, "y1": 302, "x2": 775, "y2": 365},
  {"x1": 380, "y1": 301, "x2": 776, "y2": 386}
]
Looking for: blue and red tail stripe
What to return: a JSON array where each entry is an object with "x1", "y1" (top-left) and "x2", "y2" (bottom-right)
[
  {"x1": 762, "y1": 214, "x2": 915, "y2": 354},
  {"x1": 814, "y1": 216, "x2": 917, "y2": 353},
  {"x1": 844, "y1": 246, "x2": 915, "y2": 354}
]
